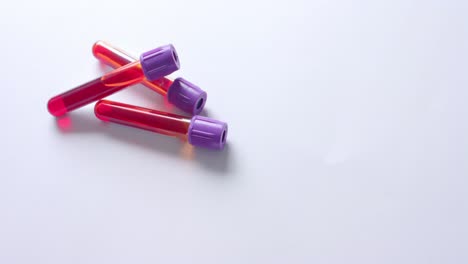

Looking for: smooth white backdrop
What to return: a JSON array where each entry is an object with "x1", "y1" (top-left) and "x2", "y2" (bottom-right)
[{"x1": 1, "y1": 0, "x2": 467, "y2": 263}]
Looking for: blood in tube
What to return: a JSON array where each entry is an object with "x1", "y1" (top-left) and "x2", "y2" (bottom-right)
[
  {"x1": 48, "y1": 62, "x2": 144, "y2": 116},
  {"x1": 95, "y1": 100, "x2": 228, "y2": 150},
  {"x1": 47, "y1": 44, "x2": 179, "y2": 117},
  {"x1": 92, "y1": 41, "x2": 207, "y2": 115},
  {"x1": 93, "y1": 41, "x2": 173, "y2": 95}
]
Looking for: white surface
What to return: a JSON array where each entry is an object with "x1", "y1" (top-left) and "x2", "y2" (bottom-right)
[{"x1": 1, "y1": 0, "x2": 467, "y2": 263}]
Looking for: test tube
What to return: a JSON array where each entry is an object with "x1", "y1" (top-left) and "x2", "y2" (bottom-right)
[
  {"x1": 47, "y1": 44, "x2": 180, "y2": 117},
  {"x1": 92, "y1": 41, "x2": 207, "y2": 115},
  {"x1": 95, "y1": 100, "x2": 228, "y2": 150}
]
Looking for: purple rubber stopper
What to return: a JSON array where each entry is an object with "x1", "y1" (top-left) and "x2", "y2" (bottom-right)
[
  {"x1": 167, "y1": 77, "x2": 207, "y2": 115},
  {"x1": 140, "y1": 44, "x2": 180, "y2": 81},
  {"x1": 188, "y1": 116, "x2": 228, "y2": 150}
]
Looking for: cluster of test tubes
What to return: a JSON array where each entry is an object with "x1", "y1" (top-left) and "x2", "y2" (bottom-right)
[{"x1": 47, "y1": 41, "x2": 228, "y2": 150}]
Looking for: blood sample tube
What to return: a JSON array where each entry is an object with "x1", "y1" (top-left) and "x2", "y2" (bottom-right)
[
  {"x1": 95, "y1": 100, "x2": 228, "y2": 150},
  {"x1": 92, "y1": 41, "x2": 207, "y2": 115},
  {"x1": 47, "y1": 44, "x2": 180, "y2": 117}
]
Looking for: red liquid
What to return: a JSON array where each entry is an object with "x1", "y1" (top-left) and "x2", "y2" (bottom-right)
[
  {"x1": 95, "y1": 100, "x2": 191, "y2": 137},
  {"x1": 47, "y1": 61, "x2": 144, "y2": 116},
  {"x1": 92, "y1": 41, "x2": 173, "y2": 96}
]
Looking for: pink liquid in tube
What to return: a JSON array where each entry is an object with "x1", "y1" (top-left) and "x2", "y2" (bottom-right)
[
  {"x1": 92, "y1": 41, "x2": 207, "y2": 115},
  {"x1": 95, "y1": 100, "x2": 228, "y2": 150},
  {"x1": 47, "y1": 44, "x2": 179, "y2": 116},
  {"x1": 93, "y1": 41, "x2": 173, "y2": 96}
]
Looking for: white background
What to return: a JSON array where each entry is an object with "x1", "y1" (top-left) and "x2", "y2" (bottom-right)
[{"x1": 1, "y1": 0, "x2": 467, "y2": 263}]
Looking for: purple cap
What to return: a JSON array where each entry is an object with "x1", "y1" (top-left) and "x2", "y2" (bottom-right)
[
  {"x1": 188, "y1": 116, "x2": 228, "y2": 150},
  {"x1": 167, "y1": 77, "x2": 207, "y2": 115},
  {"x1": 140, "y1": 44, "x2": 180, "y2": 81}
]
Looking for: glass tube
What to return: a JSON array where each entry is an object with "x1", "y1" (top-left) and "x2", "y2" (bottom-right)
[
  {"x1": 93, "y1": 41, "x2": 173, "y2": 96},
  {"x1": 95, "y1": 100, "x2": 228, "y2": 150}
]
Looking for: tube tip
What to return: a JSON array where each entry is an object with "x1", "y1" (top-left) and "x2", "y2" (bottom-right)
[
  {"x1": 92, "y1": 40, "x2": 105, "y2": 58},
  {"x1": 94, "y1": 100, "x2": 111, "y2": 121},
  {"x1": 47, "y1": 96, "x2": 67, "y2": 117}
]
